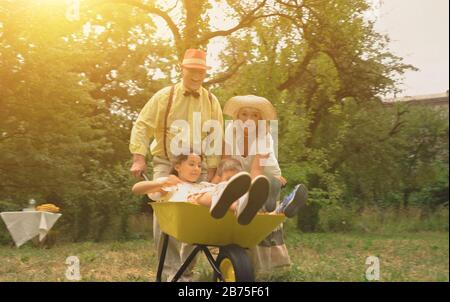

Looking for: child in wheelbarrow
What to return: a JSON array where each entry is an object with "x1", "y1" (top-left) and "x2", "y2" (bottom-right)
[{"x1": 132, "y1": 153, "x2": 307, "y2": 225}]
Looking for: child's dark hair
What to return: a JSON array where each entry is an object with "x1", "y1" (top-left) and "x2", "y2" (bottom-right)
[
  {"x1": 217, "y1": 158, "x2": 243, "y2": 176},
  {"x1": 169, "y1": 152, "x2": 203, "y2": 177}
]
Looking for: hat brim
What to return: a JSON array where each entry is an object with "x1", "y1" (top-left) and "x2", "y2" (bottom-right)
[
  {"x1": 223, "y1": 96, "x2": 277, "y2": 120},
  {"x1": 181, "y1": 63, "x2": 212, "y2": 70}
]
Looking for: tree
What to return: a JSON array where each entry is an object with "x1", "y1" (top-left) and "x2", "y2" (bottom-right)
[
  {"x1": 1, "y1": 0, "x2": 445, "y2": 239},
  {"x1": 0, "y1": 1, "x2": 141, "y2": 241}
]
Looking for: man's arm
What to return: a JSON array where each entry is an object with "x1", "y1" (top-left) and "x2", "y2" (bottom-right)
[
  {"x1": 129, "y1": 94, "x2": 160, "y2": 178},
  {"x1": 205, "y1": 94, "x2": 224, "y2": 181}
]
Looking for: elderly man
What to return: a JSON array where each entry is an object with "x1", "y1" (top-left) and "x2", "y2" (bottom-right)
[{"x1": 129, "y1": 49, "x2": 223, "y2": 281}]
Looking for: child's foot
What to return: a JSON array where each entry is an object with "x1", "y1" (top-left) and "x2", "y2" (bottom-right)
[
  {"x1": 277, "y1": 184, "x2": 308, "y2": 218},
  {"x1": 210, "y1": 172, "x2": 251, "y2": 219},
  {"x1": 236, "y1": 175, "x2": 270, "y2": 225}
]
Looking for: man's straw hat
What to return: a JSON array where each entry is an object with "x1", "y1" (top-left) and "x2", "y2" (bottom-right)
[{"x1": 181, "y1": 49, "x2": 211, "y2": 70}]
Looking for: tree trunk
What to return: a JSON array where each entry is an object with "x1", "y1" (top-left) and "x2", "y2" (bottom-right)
[{"x1": 403, "y1": 190, "x2": 410, "y2": 209}]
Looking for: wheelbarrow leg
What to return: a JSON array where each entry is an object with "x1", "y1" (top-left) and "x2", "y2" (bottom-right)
[
  {"x1": 171, "y1": 245, "x2": 202, "y2": 282},
  {"x1": 200, "y1": 246, "x2": 225, "y2": 282},
  {"x1": 156, "y1": 232, "x2": 169, "y2": 282}
]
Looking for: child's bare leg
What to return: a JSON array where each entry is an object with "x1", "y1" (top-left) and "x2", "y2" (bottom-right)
[
  {"x1": 192, "y1": 192, "x2": 240, "y2": 212},
  {"x1": 190, "y1": 192, "x2": 212, "y2": 207}
]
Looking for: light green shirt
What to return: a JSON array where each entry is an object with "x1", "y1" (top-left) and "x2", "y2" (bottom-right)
[{"x1": 129, "y1": 81, "x2": 223, "y2": 168}]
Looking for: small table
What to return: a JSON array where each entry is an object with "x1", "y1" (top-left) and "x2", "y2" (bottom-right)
[{"x1": 0, "y1": 211, "x2": 62, "y2": 247}]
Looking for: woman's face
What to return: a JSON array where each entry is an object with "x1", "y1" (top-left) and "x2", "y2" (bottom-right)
[
  {"x1": 237, "y1": 107, "x2": 262, "y2": 123},
  {"x1": 175, "y1": 154, "x2": 202, "y2": 182},
  {"x1": 237, "y1": 107, "x2": 262, "y2": 135}
]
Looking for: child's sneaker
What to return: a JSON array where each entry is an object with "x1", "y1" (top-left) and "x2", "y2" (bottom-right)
[
  {"x1": 236, "y1": 175, "x2": 270, "y2": 225},
  {"x1": 277, "y1": 184, "x2": 308, "y2": 218},
  {"x1": 210, "y1": 172, "x2": 251, "y2": 219}
]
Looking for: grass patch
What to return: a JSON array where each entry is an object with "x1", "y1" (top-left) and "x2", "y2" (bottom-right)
[{"x1": 0, "y1": 230, "x2": 448, "y2": 282}]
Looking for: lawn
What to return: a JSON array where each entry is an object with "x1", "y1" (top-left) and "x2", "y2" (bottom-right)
[{"x1": 0, "y1": 230, "x2": 448, "y2": 282}]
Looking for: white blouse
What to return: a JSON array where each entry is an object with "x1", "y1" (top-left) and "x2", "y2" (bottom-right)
[{"x1": 224, "y1": 122, "x2": 281, "y2": 177}]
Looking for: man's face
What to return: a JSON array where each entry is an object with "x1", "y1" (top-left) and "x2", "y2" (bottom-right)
[{"x1": 182, "y1": 67, "x2": 206, "y2": 91}]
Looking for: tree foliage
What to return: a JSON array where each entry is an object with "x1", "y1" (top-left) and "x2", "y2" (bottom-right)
[{"x1": 0, "y1": 0, "x2": 447, "y2": 239}]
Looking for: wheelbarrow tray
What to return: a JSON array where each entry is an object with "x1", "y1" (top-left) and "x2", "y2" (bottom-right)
[{"x1": 150, "y1": 201, "x2": 285, "y2": 248}]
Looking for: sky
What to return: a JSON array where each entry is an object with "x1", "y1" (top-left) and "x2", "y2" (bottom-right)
[{"x1": 374, "y1": 0, "x2": 449, "y2": 97}]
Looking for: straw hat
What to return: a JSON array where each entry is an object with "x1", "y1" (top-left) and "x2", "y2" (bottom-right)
[
  {"x1": 180, "y1": 49, "x2": 211, "y2": 70},
  {"x1": 223, "y1": 95, "x2": 277, "y2": 120}
]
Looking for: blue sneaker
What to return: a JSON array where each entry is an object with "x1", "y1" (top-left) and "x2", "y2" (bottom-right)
[{"x1": 278, "y1": 184, "x2": 308, "y2": 218}]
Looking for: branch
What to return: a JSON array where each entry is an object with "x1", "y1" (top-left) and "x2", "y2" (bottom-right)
[
  {"x1": 275, "y1": 0, "x2": 303, "y2": 9},
  {"x1": 87, "y1": 0, "x2": 183, "y2": 56},
  {"x1": 378, "y1": 107, "x2": 409, "y2": 142},
  {"x1": 198, "y1": 0, "x2": 268, "y2": 44},
  {"x1": 166, "y1": 0, "x2": 179, "y2": 13},
  {"x1": 254, "y1": 12, "x2": 301, "y2": 27},
  {"x1": 203, "y1": 60, "x2": 246, "y2": 87},
  {"x1": 277, "y1": 50, "x2": 316, "y2": 90}
]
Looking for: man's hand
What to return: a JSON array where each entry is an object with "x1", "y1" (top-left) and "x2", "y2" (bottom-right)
[{"x1": 130, "y1": 154, "x2": 147, "y2": 179}]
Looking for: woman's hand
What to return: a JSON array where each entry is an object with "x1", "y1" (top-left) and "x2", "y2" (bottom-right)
[
  {"x1": 274, "y1": 175, "x2": 287, "y2": 187},
  {"x1": 255, "y1": 153, "x2": 270, "y2": 159}
]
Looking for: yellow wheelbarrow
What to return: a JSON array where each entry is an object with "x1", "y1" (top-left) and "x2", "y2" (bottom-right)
[{"x1": 150, "y1": 201, "x2": 285, "y2": 282}]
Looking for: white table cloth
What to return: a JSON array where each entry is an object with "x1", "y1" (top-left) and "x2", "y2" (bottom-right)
[{"x1": 0, "y1": 211, "x2": 62, "y2": 247}]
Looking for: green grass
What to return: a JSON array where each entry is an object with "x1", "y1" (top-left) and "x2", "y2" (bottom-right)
[
  {"x1": 317, "y1": 206, "x2": 449, "y2": 234},
  {"x1": 0, "y1": 230, "x2": 448, "y2": 282},
  {"x1": 264, "y1": 231, "x2": 449, "y2": 281}
]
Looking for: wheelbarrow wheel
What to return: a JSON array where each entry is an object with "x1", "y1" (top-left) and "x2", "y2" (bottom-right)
[{"x1": 213, "y1": 245, "x2": 254, "y2": 282}]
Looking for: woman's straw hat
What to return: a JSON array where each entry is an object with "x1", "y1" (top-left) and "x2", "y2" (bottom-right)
[{"x1": 223, "y1": 95, "x2": 277, "y2": 120}]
